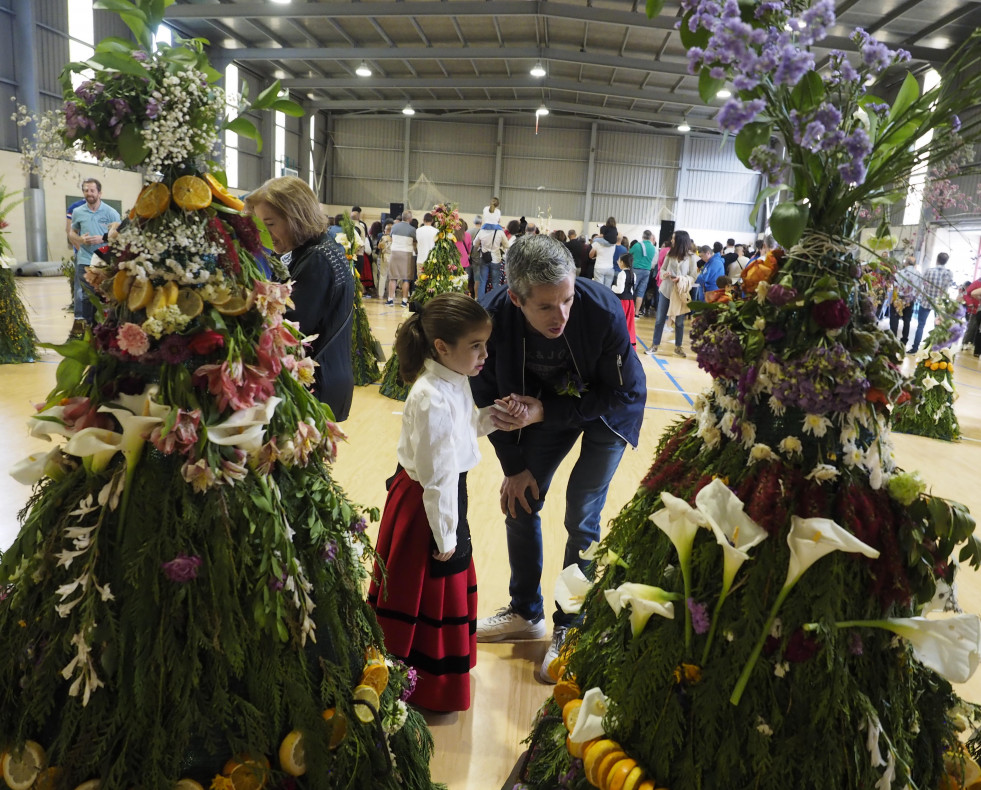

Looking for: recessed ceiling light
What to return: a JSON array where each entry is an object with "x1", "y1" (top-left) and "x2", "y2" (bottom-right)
[
  {"x1": 530, "y1": 61, "x2": 546, "y2": 78},
  {"x1": 677, "y1": 120, "x2": 691, "y2": 132},
  {"x1": 270, "y1": 0, "x2": 291, "y2": 4},
  {"x1": 535, "y1": 104, "x2": 549, "y2": 116},
  {"x1": 356, "y1": 60, "x2": 372, "y2": 77},
  {"x1": 716, "y1": 88, "x2": 732, "y2": 98},
  {"x1": 402, "y1": 103, "x2": 415, "y2": 115}
]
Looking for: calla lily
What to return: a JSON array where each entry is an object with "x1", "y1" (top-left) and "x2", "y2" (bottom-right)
[
  {"x1": 651, "y1": 492, "x2": 707, "y2": 647},
  {"x1": 10, "y1": 446, "x2": 62, "y2": 485},
  {"x1": 554, "y1": 564, "x2": 593, "y2": 615},
  {"x1": 207, "y1": 397, "x2": 281, "y2": 454},
  {"x1": 27, "y1": 407, "x2": 74, "y2": 440},
  {"x1": 569, "y1": 687, "x2": 610, "y2": 744},
  {"x1": 579, "y1": 541, "x2": 626, "y2": 570},
  {"x1": 696, "y1": 478, "x2": 768, "y2": 596},
  {"x1": 922, "y1": 375, "x2": 939, "y2": 391},
  {"x1": 837, "y1": 615, "x2": 981, "y2": 684},
  {"x1": 604, "y1": 582, "x2": 678, "y2": 637},
  {"x1": 785, "y1": 516, "x2": 880, "y2": 589}
]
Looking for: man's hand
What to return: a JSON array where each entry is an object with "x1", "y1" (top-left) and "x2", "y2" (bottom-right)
[
  {"x1": 490, "y1": 394, "x2": 543, "y2": 432},
  {"x1": 432, "y1": 547, "x2": 456, "y2": 562},
  {"x1": 500, "y1": 469, "x2": 540, "y2": 518}
]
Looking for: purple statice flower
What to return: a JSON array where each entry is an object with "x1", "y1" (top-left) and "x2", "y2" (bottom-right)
[
  {"x1": 769, "y1": 344, "x2": 869, "y2": 413},
  {"x1": 350, "y1": 516, "x2": 368, "y2": 534},
  {"x1": 813, "y1": 102, "x2": 843, "y2": 133},
  {"x1": 952, "y1": 115, "x2": 962, "y2": 132},
  {"x1": 146, "y1": 97, "x2": 161, "y2": 119},
  {"x1": 161, "y1": 553, "x2": 202, "y2": 583},
  {"x1": 839, "y1": 159, "x2": 868, "y2": 186},
  {"x1": 828, "y1": 51, "x2": 861, "y2": 87},
  {"x1": 268, "y1": 570, "x2": 288, "y2": 592},
  {"x1": 754, "y1": 1, "x2": 786, "y2": 18},
  {"x1": 688, "y1": 599, "x2": 710, "y2": 634},
  {"x1": 766, "y1": 284, "x2": 798, "y2": 306},
  {"x1": 848, "y1": 631, "x2": 864, "y2": 656},
  {"x1": 399, "y1": 666, "x2": 419, "y2": 701},
  {"x1": 838, "y1": 128, "x2": 873, "y2": 185},
  {"x1": 800, "y1": 121, "x2": 826, "y2": 152},
  {"x1": 749, "y1": 144, "x2": 787, "y2": 182},
  {"x1": 558, "y1": 759, "x2": 584, "y2": 787},
  {"x1": 798, "y1": 0, "x2": 836, "y2": 46},
  {"x1": 866, "y1": 102, "x2": 890, "y2": 116},
  {"x1": 933, "y1": 305, "x2": 967, "y2": 350},
  {"x1": 692, "y1": 317, "x2": 745, "y2": 380},
  {"x1": 321, "y1": 539, "x2": 339, "y2": 562},
  {"x1": 773, "y1": 45, "x2": 815, "y2": 86},
  {"x1": 853, "y1": 28, "x2": 910, "y2": 73},
  {"x1": 132, "y1": 50, "x2": 149, "y2": 62},
  {"x1": 718, "y1": 97, "x2": 767, "y2": 133}
]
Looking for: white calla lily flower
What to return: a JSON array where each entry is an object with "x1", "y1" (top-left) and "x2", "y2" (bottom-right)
[
  {"x1": 207, "y1": 397, "x2": 282, "y2": 454},
  {"x1": 579, "y1": 541, "x2": 625, "y2": 570},
  {"x1": 28, "y1": 405, "x2": 74, "y2": 440},
  {"x1": 554, "y1": 564, "x2": 592, "y2": 615},
  {"x1": 785, "y1": 516, "x2": 880, "y2": 589},
  {"x1": 695, "y1": 478, "x2": 768, "y2": 595},
  {"x1": 569, "y1": 687, "x2": 610, "y2": 744},
  {"x1": 604, "y1": 582, "x2": 678, "y2": 637},
  {"x1": 922, "y1": 375, "x2": 939, "y2": 391},
  {"x1": 10, "y1": 446, "x2": 62, "y2": 485},
  {"x1": 651, "y1": 491, "x2": 706, "y2": 568}
]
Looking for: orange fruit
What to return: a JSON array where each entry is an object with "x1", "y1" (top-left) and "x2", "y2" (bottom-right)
[
  {"x1": 594, "y1": 750, "x2": 628, "y2": 789},
  {"x1": 605, "y1": 759, "x2": 638, "y2": 790},
  {"x1": 360, "y1": 662, "x2": 390, "y2": 695},
  {"x1": 177, "y1": 288, "x2": 204, "y2": 318},
  {"x1": 112, "y1": 271, "x2": 134, "y2": 301},
  {"x1": 547, "y1": 655, "x2": 568, "y2": 682},
  {"x1": 1, "y1": 741, "x2": 45, "y2": 790},
  {"x1": 278, "y1": 730, "x2": 306, "y2": 777},
  {"x1": 619, "y1": 765, "x2": 646, "y2": 790},
  {"x1": 553, "y1": 678, "x2": 581, "y2": 708},
  {"x1": 33, "y1": 766, "x2": 63, "y2": 790},
  {"x1": 127, "y1": 278, "x2": 155, "y2": 311},
  {"x1": 222, "y1": 754, "x2": 269, "y2": 776},
  {"x1": 569, "y1": 736, "x2": 598, "y2": 760},
  {"x1": 134, "y1": 182, "x2": 171, "y2": 219},
  {"x1": 582, "y1": 740, "x2": 619, "y2": 787},
  {"x1": 562, "y1": 698, "x2": 583, "y2": 732},
  {"x1": 322, "y1": 708, "x2": 348, "y2": 750},
  {"x1": 171, "y1": 176, "x2": 213, "y2": 211},
  {"x1": 635, "y1": 781, "x2": 657, "y2": 790},
  {"x1": 204, "y1": 173, "x2": 245, "y2": 211},
  {"x1": 215, "y1": 289, "x2": 254, "y2": 316}
]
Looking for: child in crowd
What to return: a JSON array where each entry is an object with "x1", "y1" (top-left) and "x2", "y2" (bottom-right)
[
  {"x1": 368, "y1": 293, "x2": 525, "y2": 712},
  {"x1": 481, "y1": 196, "x2": 504, "y2": 231},
  {"x1": 612, "y1": 252, "x2": 637, "y2": 347},
  {"x1": 706, "y1": 275, "x2": 734, "y2": 303}
]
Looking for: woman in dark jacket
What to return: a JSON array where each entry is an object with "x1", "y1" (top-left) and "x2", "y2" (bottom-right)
[{"x1": 246, "y1": 176, "x2": 355, "y2": 421}]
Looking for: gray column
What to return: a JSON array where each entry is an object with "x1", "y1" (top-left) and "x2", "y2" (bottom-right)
[
  {"x1": 262, "y1": 109, "x2": 275, "y2": 180},
  {"x1": 299, "y1": 107, "x2": 312, "y2": 188},
  {"x1": 14, "y1": 0, "x2": 47, "y2": 261},
  {"x1": 322, "y1": 113, "x2": 334, "y2": 204},
  {"x1": 582, "y1": 122, "x2": 597, "y2": 235},
  {"x1": 493, "y1": 117, "x2": 504, "y2": 197},
  {"x1": 676, "y1": 133, "x2": 691, "y2": 227},
  {"x1": 402, "y1": 116, "x2": 411, "y2": 208}
]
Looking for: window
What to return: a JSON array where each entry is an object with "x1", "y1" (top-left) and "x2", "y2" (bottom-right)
[
  {"x1": 903, "y1": 68, "x2": 941, "y2": 226},
  {"x1": 67, "y1": 0, "x2": 94, "y2": 90},
  {"x1": 224, "y1": 64, "x2": 240, "y2": 189},
  {"x1": 153, "y1": 24, "x2": 172, "y2": 49},
  {"x1": 274, "y1": 110, "x2": 287, "y2": 178},
  {"x1": 308, "y1": 114, "x2": 316, "y2": 191}
]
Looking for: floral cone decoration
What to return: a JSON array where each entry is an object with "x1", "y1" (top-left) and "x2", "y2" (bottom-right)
[
  {"x1": 379, "y1": 202, "x2": 467, "y2": 401},
  {"x1": 0, "y1": 4, "x2": 441, "y2": 790},
  {"x1": 336, "y1": 213, "x2": 382, "y2": 385},
  {"x1": 0, "y1": 177, "x2": 37, "y2": 364},
  {"x1": 515, "y1": 5, "x2": 981, "y2": 790},
  {"x1": 893, "y1": 297, "x2": 964, "y2": 441}
]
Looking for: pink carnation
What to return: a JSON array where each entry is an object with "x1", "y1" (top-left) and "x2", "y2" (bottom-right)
[{"x1": 117, "y1": 322, "x2": 150, "y2": 357}]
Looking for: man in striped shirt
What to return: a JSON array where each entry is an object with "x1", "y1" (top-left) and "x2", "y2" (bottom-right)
[{"x1": 911, "y1": 252, "x2": 955, "y2": 353}]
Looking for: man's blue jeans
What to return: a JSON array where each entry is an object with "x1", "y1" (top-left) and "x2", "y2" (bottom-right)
[
  {"x1": 73, "y1": 261, "x2": 95, "y2": 323},
  {"x1": 652, "y1": 290, "x2": 684, "y2": 348},
  {"x1": 910, "y1": 304, "x2": 932, "y2": 353},
  {"x1": 504, "y1": 419, "x2": 627, "y2": 628}
]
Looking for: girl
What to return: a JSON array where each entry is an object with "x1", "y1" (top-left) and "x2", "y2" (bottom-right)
[
  {"x1": 481, "y1": 196, "x2": 503, "y2": 231},
  {"x1": 649, "y1": 230, "x2": 696, "y2": 358},
  {"x1": 368, "y1": 293, "x2": 524, "y2": 712},
  {"x1": 611, "y1": 251, "x2": 637, "y2": 347}
]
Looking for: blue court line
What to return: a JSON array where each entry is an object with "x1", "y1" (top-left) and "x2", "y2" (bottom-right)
[
  {"x1": 637, "y1": 336, "x2": 696, "y2": 408},
  {"x1": 646, "y1": 405, "x2": 695, "y2": 414}
]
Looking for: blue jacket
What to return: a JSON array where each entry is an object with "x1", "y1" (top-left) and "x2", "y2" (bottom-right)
[
  {"x1": 696, "y1": 253, "x2": 726, "y2": 292},
  {"x1": 472, "y1": 278, "x2": 647, "y2": 476}
]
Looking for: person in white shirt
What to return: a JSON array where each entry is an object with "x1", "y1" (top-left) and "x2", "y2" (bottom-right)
[
  {"x1": 415, "y1": 211, "x2": 439, "y2": 276},
  {"x1": 481, "y1": 196, "x2": 503, "y2": 231},
  {"x1": 387, "y1": 211, "x2": 416, "y2": 306},
  {"x1": 368, "y1": 293, "x2": 525, "y2": 712},
  {"x1": 588, "y1": 225, "x2": 619, "y2": 287}
]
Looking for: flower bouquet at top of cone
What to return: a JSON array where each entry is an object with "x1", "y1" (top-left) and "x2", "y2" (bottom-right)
[
  {"x1": 336, "y1": 213, "x2": 382, "y2": 386},
  {"x1": 0, "y1": 4, "x2": 442, "y2": 789},
  {"x1": 379, "y1": 202, "x2": 467, "y2": 401},
  {"x1": 0, "y1": 176, "x2": 37, "y2": 364},
  {"x1": 893, "y1": 296, "x2": 965, "y2": 441},
  {"x1": 514, "y1": 4, "x2": 981, "y2": 790}
]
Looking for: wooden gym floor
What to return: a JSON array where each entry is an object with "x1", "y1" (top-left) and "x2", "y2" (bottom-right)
[{"x1": 2, "y1": 276, "x2": 981, "y2": 790}]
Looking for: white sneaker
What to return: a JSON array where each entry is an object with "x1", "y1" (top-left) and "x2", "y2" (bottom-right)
[
  {"x1": 647, "y1": 346, "x2": 658, "y2": 356},
  {"x1": 539, "y1": 625, "x2": 569, "y2": 684},
  {"x1": 476, "y1": 605, "x2": 547, "y2": 643}
]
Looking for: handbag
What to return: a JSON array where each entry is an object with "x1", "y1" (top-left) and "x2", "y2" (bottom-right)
[{"x1": 479, "y1": 229, "x2": 498, "y2": 265}]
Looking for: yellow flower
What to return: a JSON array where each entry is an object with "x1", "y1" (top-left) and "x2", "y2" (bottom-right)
[
  {"x1": 210, "y1": 776, "x2": 235, "y2": 790},
  {"x1": 673, "y1": 663, "x2": 702, "y2": 685}
]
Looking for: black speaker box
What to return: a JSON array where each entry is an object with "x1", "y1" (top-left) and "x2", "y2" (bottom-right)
[
  {"x1": 389, "y1": 202, "x2": 405, "y2": 219},
  {"x1": 658, "y1": 220, "x2": 675, "y2": 246}
]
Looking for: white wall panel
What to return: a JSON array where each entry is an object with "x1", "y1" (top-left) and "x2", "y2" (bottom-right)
[
  {"x1": 0, "y1": 4, "x2": 16, "y2": 150},
  {"x1": 682, "y1": 135, "x2": 760, "y2": 234},
  {"x1": 331, "y1": 117, "x2": 405, "y2": 208}
]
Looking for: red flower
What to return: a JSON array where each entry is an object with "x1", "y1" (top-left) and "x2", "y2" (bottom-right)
[
  {"x1": 785, "y1": 629, "x2": 821, "y2": 662},
  {"x1": 187, "y1": 329, "x2": 225, "y2": 356},
  {"x1": 812, "y1": 299, "x2": 851, "y2": 329}
]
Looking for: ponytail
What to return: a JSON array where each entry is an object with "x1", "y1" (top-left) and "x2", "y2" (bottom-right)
[
  {"x1": 394, "y1": 293, "x2": 492, "y2": 383},
  {"x1": 490, "y1": 196, "x2": 500, "y2": 211}
]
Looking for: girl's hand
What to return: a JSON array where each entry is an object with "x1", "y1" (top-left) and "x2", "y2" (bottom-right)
[
  {"x1": 494, "y1": 395, "x2": 529, "y2": 419},
  {"x1": 433, "y1": 548, "x2": 456, "y2": 562}
]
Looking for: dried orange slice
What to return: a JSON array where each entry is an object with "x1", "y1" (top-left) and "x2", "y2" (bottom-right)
[
  {"x1": 352, "y1": 684, "x2": 380, "y2": 723},
  {"x1": 222, "y1": 754, "x2": 269, "y2": 790},
  {"x1": 1, "y1": 741, "x2": 45, "y2": 790},
  {"x1": 619, "y1": 765, "x2": 647, "y2": 790},
  {"x1": 177, "y1": 288, "x2": 204, "y2": 318},
  {"x1": 322, "y1": 708, "x2": 348, "y2": 750},
  {"x1": 112, "y1": 271, "x2": 134, "y2": 302},
  {"x1": 204, "y1": 173, "x2": 245, "y2": 211},
  {"x1": 594, "y1": 750, "x2": 628, "y2": 789},
  {"x1": 582, "y1": 740, "x2": 619, "y2": 787},
  {"x1": 278, "y1": 730, "x2": 306, "y2": 777},
  {"x1": 562, "y1": 698, "x2": 583, "y2": 732},
  {"x1": 172, "y1": 176, "x2": 213, "y2": 211},
  {"x1": 214, "y1": 289, "x2": 254, "y2": 316},
  {"x1": 134, "y1": 182, "x2": 171, "y2": 219},
  {"x1": 359, "y1": 662, "x2": 390, "y2": 695},
  {"x1": 127, "y1": 278, "x2": 155, "y2": 312},
  {"x1": 605, "y1": 758, "x2": 638, "y2": 790},
  {"x1": 553, "y1": 678, "x2": 581, "y2": 708},
  {"x1": 364, "y1": 645, "x2": 385, "y2": 664},
  {"x1": 547, "y1": 654, "x2": 568, "y2": 683},
  {"x1": 635, "y1": 781, "x2": 656, "y2": 790}
]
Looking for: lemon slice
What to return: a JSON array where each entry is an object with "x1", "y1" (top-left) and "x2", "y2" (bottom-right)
[
  {"x1": 172, "y1": 176, "x2": 213, "y2": 211},
  {"x1": 359, "y1": 662, "x2": 389, "y2": 695},
  {"x1": 594, "y1": 750, "x2": 627, "y2": 789},
  {"x1": 552, "y1": 678, "x2": 581, "y2": 708},
  {"x1": 204, "y1": 173, "x2": 245, "y2": 211},
  {"x1": 352, "y1": 684, "x2": 380, "y2": 723},
  {"x1": 112, "y1": 271, "x2": 134, "y2": 302},
  {"x1": 618, "y1": 765, "x2": 647, "y2": 790},
  {"x1": 149, "y1": 287, "x2": 169, "y2": 315},
  {"x1": 277, "y1": 730, "x2": 306, "y2": 777},
  {"x1": 214, "y1": 289, "x2": 254, "y2": 317},
  {"x1": 74, "y1": 780, "x2": 102, "y2": 790},
  {"x1": 546, "y1": 654, "x2": 568, "y2": 683},
  {"x1": 582, "y1": 740, "x2": 619, "y2": 787},
  {"x1": 134, "y1": 183, "x2": 171, "y2": 219},
  {"x1": 173, "y1": 780, "x2": 203, "y2": 790},
  {"x1": 1, "y1": 741, "x2": 45, "y2": 790},
  {"x1": 127, "y1": 279, "x2": 155, "y2": 311},
  {"x1": 562, "y1": 698, "x2": 582, "y2": 732},
  {"x1": 605, "y1": 758, "x2": 638, "y2": 790},
  {"x1": 161, "y1": 280, "x2": 179, "y2": 306},
  {"x1": 177, "y1": 288, "x2": 204, "y2": 318},
  {"x1": 321, "y1": 708, "x2": 348, "y2": 750}
]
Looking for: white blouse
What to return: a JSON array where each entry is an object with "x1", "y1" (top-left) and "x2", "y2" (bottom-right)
[{"x1": 397, "y1": 358, "x2": 497, "y2": 553}]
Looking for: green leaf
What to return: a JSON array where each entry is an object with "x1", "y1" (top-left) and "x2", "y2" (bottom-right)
[
  {"x1": 744, "y1": 329, "x2": 765, "y2": 361},
  {"x1": 887, "y1": 71, "x2": 920, "y2": 124},
  {"x1": 87, "y1": 52, "x2": 150, "y2": 78},
  {"x1": 769, "y1": 201, "x2": 809, "y2": 248},
  {"x1": 253, "y1": 80, "x2": 284, "y2": 110},
  {"x1": 224, "y1": 116, "x2": 259, "y2": 140},
  {"x1": 94, "y1": 0, "x2": 150, "y2": 49},
  {"x1": 270, "y1": 99, "x2": 305, "y2": 117},
  {"x1": 118, "y1": 123, "x2": 149, "y2": 166},
  {"x1": 959, "y1": 536, "x2": 981, "y2": 569},
  {"x1": 698, "y1": 68, "x2": 725, "y2": 104},
  {"x1": 645, "y1": 0, "x2": 665, "y2": 17},
  {"x1": 789, "y1": 70, "x2": 825, "y2": 112},
  {"x1": 202, "y1": 65, "x2": 223, "y2": 83},
  {"x1": 749, "y1": 184, "x2": 787, "y2": 226},
  {"x1": 734, "y1": 122, "x2": 771, "y2": 169},
  {"x1": 53, "y1": 357, "x2": 87, "y2": 397},
  {"x1": 95, "y1": 37, "x2": 137, "y2": 55},
  {"x1": 679, "y1": 12, "x2": 710, "y2": 49},
  {"x1": 93, "y1": 0, "x2": 146, "y2": 19}
]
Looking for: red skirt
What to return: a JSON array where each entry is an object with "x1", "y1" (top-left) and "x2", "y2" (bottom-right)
[
  {"x1": 620, "y1": 299, "x2": 636, "y2": 345},
  {"x1": 360, "y1": 252, "x2": 375, "y2": 290},
  {"x1": 368, "y1": 469, "x2": 477, "y2": 712}
]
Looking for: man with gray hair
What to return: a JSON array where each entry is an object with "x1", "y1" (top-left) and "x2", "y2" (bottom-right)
[{"x1": 471, "y1": 234, "x2": 647, "y2": 682}]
